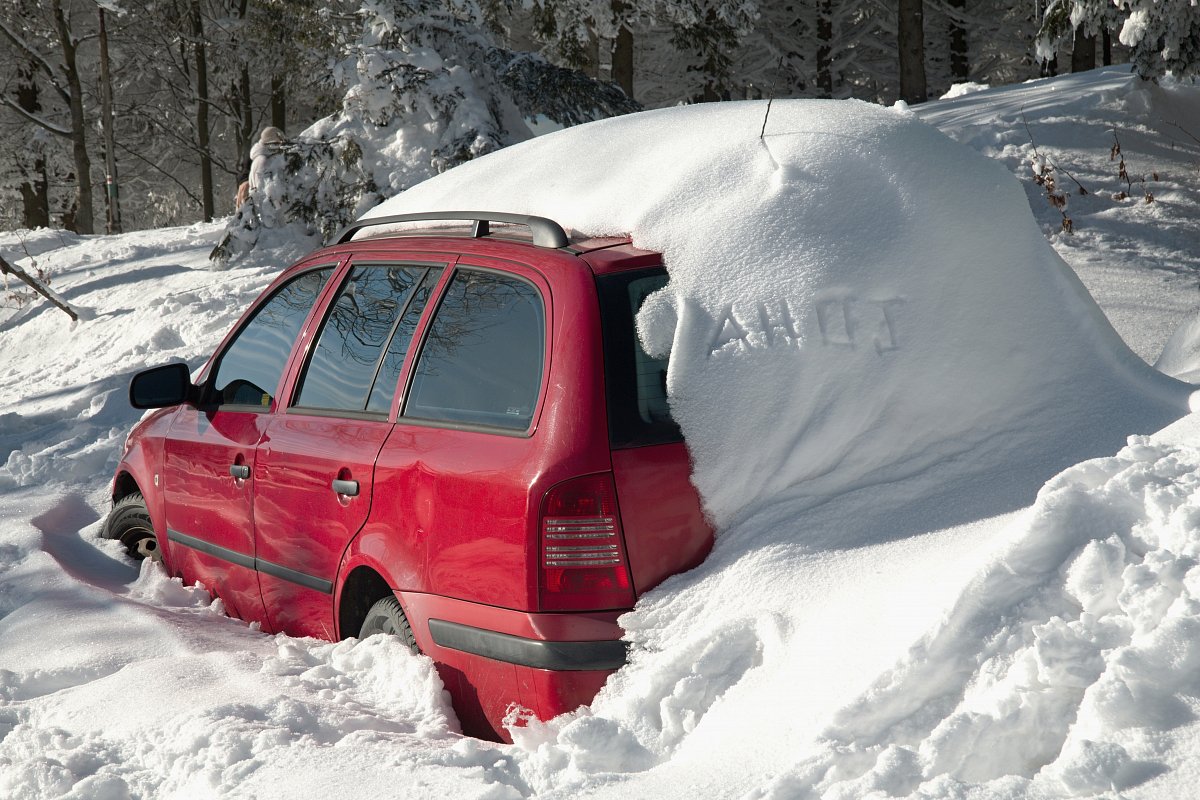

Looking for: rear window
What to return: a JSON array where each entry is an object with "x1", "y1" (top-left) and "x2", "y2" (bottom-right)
[{"x1": 596, "y1": 268, "x2": 682, "y2": 448}]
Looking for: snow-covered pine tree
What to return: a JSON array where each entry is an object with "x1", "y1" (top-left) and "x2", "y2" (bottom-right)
[
  {"x1": 210, "y1": 0, "x2": 639, "y2": 266},
  {"x1": 1037, "y1": 0, "x2": 1191, "y2": 79},
  {"x1": 657, "y1": 0, "x2": 758, "y2": 100}
]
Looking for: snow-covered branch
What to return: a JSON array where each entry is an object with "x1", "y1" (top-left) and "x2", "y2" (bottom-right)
[
  {"x1": 0, "y1": 16, "x2": 71, "y2": 104},
  {"x1": 0, "y1": 95, "x2": 73, "y2": 137},
  {"x1": 0, "y1": 254, "x2": 80, "y2": 321}
]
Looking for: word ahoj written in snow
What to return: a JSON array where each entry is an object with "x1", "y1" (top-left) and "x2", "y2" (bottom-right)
[{"x1": 706, "y1": 296, "x2": 906, "y2": 357}]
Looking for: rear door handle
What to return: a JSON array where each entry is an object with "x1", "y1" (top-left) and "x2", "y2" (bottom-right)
[
  {"x1": 332, "y1": 479, "x2": 359, "y2": 497},
  {"x1": 229, "y1": 464, "x2": 250, "y2": 480}
]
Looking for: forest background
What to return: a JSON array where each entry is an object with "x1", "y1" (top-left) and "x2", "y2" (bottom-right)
[{"x1": 0, "y1": 0, "x2": 1191, "y2": 242}]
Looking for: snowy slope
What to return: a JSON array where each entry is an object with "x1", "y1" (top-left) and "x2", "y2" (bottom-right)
[
  {"x1": 1, "y1": 68, "x2": 1199, "y2": 800},
  {"x1": 917, "y1": 66, "x2": 1200, "y2": 367}
]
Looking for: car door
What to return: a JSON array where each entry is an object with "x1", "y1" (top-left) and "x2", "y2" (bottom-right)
[
  {"x1": 252, "y1": 258, "x2": 447, "y2": 638},
  {"x1": 372, "y1": 259, "x2": 553, "y2": 610},
  {"x1": 162, "y1": 263, "x2": 338, "y2": 628}
]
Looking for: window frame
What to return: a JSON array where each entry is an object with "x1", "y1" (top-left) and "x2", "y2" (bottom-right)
[
  {"x1": 398, "y1": 263, "x2": 550, "y2": 438},
  {"x1": 285, "y1": 260, "x2": 447, "y2": 420},
  {"x1": 197, "y1": 262, "x2": 340, "y2": 415}
]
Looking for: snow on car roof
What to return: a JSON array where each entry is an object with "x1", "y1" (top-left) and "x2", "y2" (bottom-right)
[{"x1": 365, "y1": 98, "x2": 1190, "y2": 530}]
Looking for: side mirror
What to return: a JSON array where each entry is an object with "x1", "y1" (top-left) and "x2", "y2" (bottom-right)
[{"x1": 129, "y1": 362, "x2": 196, "y2": 409}]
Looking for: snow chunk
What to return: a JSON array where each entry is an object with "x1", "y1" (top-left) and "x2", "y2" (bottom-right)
[
  {"x1": 940, "y1": 82, "x2": 991, "y2": 100},
  {"x1": 1156, "y1": 309, "x2": 1200, "y2": 383}
]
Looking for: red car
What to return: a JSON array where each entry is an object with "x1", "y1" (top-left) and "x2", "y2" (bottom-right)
[{"x1": 104, "y1": 212, "x2": 713, "y2": 740}]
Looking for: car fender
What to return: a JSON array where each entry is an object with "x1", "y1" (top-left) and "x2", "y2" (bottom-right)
[
  {"x1": 112, "y1": 408, "x2": 175, "y2": 555},
  {"x1": 334, "y1": 517, "x2": 424, "y2": 628}
]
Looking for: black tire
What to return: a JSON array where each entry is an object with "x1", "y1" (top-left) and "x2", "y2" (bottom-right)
[
  {"x1": 102, "y1": 493, "x2": 160, "y2": 561},
  {"x1": 359, "y1": 596, "x2": 418, "y2": 653}
]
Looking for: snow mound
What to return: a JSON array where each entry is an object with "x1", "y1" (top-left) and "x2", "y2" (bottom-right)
[
  {"x1": 366, "y1": 99, "x2": 1189, "y2": 528},
  {"x1": 754, "y1": 420, "x2": 1200, "y2": 798},
  {"x1": 1156, "y1": 310, "x2": 1200, "y2": 383}
]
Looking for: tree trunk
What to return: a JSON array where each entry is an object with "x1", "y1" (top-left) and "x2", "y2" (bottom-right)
[
  {"x1": 947, "y1": 0, "x2": 968, "y2": 81},
  {"x1": 611, "y1": 1, "x2": 633, "y2": 99},
  {"x1": 98, "y1": 8, "x2": 122, "y2": 234},
  {"x1": 1102, "y1": 29, "x2": 1112, "y2": 66},
  {"x1": 816, "y1": 0, "x2": 833, "y2": 98},
  {"x1": 897, "y1": 0, "x2": 927, "y2": 104},
  {"x1": 238, "y1": 68, "x2": 253, "y2": 180},
  {"x1": 234, "y1": 0, "x2": 253, "y2": 181},
  {"x1": 16, "y1": 62, "x2": 50, "y2": 229},
  {"x1": 270, "y1": 74, "x2": 286, "y2": 130},
  {"x1": 52, "y1": 0, "x2": 93, "y2": 234},
  {"x1": 584, "y1": 27, "x2": 600, "y2": 79},
  {"x1": 191, "y1": 0, "x2": 214, "y2": 221},
  {"x1": 1071, "y1": 25, "x2": 1096, "y2": 72}
]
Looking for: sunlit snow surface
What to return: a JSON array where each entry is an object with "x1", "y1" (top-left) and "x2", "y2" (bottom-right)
[{"x1": 2, "y1": 68, "x2": 1200, "y2": 799}]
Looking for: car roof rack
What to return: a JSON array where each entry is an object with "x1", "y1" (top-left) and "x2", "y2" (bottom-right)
[{"x1": 334, "y1": 211, "x2": 570, "y2": 249}]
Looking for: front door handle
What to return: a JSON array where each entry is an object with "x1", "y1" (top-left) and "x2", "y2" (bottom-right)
[
  {"x1": 229, "y1": 464, "x2": 250, "y2": 480},
  {"x1": 332, "y1": 478, "x2": 359, "y2": 497}
]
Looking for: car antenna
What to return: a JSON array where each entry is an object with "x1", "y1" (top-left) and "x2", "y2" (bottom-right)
[{"x1": 759, "y1": 56, "x2": 784, "y2": 141}]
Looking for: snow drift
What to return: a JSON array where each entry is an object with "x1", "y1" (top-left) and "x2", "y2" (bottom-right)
[{"x1": 365, "y1": 99, "x2": 1191, "y2": 529}]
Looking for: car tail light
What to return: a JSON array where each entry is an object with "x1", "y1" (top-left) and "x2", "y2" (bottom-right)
[{"x1": 539, "y1": 473, "x2": 636, "y2": 611}]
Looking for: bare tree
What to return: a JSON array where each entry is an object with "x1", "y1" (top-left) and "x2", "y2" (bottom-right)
[
  {"x1": 14, "y1": 62, "x2": 51, "y2": 229},
  {"x1": 898, "y1": 0, "x2": 927, "y2": 104},
  {"x1": 0, "y1": 0, "x2": 96, "y2": 233},
  {"x1": 946, "y1": 0, "x2": 968, "y2": 82}
]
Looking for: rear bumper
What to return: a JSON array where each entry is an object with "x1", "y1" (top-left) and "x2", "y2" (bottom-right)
[
  {"x1": 397, "y1": 591, "x2": 628, "y2": 740},
  {"x1": 427, "y1": 618, "x2": 628, "y2": 671}
]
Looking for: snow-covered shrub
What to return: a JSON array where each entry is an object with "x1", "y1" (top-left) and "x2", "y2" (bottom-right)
[
  {"x1": 211, "y1": 0, "x2": 639, "y2": 266},
  {"x1": 1038, "y1": 0, "x2": 1200, "y2": 80},
  {"x1": 210, "y1": 136, "x2": 375, "y2": 265}
]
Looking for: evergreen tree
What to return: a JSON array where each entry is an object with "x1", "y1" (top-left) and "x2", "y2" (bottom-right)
[
  {"x1": 1037, "y1": 1, "x2": 1191, "y2": 79},
  {"x1": 658, "y1": 0, "x2": 758, "y2": 100},
  {"x1": 211, "y1": 0, "x2": 639, "y2": 265}
]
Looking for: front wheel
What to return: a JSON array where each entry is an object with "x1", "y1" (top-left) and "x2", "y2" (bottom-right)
[
  {"x1": 359, "y1": 596, "x2": 418, "y2": 653},
  {"x1": 102, "y1": 493, "x2": 160, "y2": 561}
]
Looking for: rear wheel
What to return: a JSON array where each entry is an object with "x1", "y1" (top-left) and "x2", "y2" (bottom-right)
[
  {"x1": 359, "y1": 596, "x2": 418, "y2": 652},
  {"x1": 102, "y1": 493, "x2": 160, "y2": 561}
]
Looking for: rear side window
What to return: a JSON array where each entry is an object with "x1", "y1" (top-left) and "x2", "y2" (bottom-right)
[
  {"x1": 209, "y1": 267, "x2": 333, "y2": 409},
  {"x1": 404, "y1": 268, "x2": 544, "y2": 431},
  {"x1": 293, "y1": 264, "x2": 436, "y2": 413},
  {"x1": 596, "y1": 268, "x2": 682, "y2": 448}
]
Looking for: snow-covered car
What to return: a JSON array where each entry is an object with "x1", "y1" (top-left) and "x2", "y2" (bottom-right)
[
  {"x1": 106, "y1": 95, "x2": 1191, "y2": 745},
  {"x1": 105, "y1": 211, "x2": 713, "y2": 740}
]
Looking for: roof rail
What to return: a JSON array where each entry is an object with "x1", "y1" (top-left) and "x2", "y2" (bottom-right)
[{"x1": 334, "y1": 211, "x2": 570, "y2": 249}]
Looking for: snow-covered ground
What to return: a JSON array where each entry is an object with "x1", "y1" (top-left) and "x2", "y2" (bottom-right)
[{"x1": 2, "y1": 67, "x2": 1200, "y2": 800}]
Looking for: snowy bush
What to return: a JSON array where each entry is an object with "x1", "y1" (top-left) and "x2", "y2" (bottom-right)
[
  {"x1": 1039, "y1": 0, "x2": 1200, "y2": 80},
  {"x1": 210, "y1": 136, "x2": 375, "y2": 265}
]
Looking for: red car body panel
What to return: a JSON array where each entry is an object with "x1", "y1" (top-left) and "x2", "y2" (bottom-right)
[
  {"x1": 162, "y1": 407, "x2": 272, "y2": 627},
  {"x1": 113, "y1": 229, "x2": 714, "y2": 742},
  {"x1": 254, "y1": 413, "x2": 392, "y2": 638},
  {"x1": 611, "y1": 444, "x2": 713, "y2": 594}
]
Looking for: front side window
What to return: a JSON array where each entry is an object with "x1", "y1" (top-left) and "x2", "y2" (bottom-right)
[
  {"x1": 404, "y1": 269, "x2": 545, "y2": 431},
  {"x1": 210, "y1": 267, "x2": 333, "y2": 409},
  {"x1": 293, "y1": 264, "x2": 436, "y2": 413}
]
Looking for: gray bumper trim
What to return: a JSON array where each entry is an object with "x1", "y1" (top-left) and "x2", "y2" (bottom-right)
[{"x1": 427, "y1": 618, "x2": 628, "y2": 671}]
